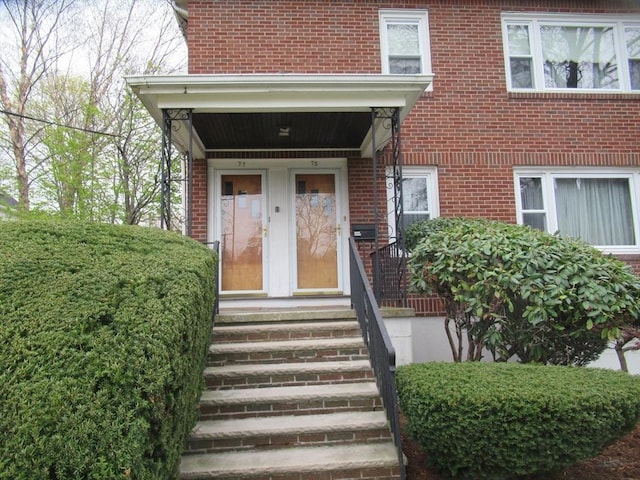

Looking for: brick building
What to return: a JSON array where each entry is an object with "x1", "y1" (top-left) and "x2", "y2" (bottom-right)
[{"x1": 127, "y1": 1, "x2": 640, "y2": 315}]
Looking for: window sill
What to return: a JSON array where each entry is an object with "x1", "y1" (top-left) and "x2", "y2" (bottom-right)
[
  {"x1": 599, "y1": 249, "x2": 640, "y2": 257},
  {"x1": 508, "y1": 91, "x2": 640, "y2": 101}
]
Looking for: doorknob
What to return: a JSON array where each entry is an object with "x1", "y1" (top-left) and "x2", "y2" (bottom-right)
[{"x1": 263, "y1": 226, "x2": 268, "y2": 237}]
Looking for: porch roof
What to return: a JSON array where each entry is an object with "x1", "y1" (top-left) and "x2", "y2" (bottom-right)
[{"x1": 125, "y1": 74, "x2": 433, "y2": 158}]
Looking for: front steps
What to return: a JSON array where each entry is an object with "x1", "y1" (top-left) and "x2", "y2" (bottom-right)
[
  {"x1": 187, "y1": 411, "x2": 392, "y2": 453},
  {"x1": 180, "y1": 444, "x2": 400, "y2": 480},
  {"x1": 204, "y1": 359, "x2": 374, "y2": 390},
  {"x1": 179, "y1": 309, "x2": 403, "y2": 480}
]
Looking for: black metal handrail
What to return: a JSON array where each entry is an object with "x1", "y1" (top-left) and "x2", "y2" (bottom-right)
[
  {"x1": 211, "y1": 240, "x2": 220, "y2": 317},
  {"x1": 202, "y1": 241, "x2": 220, "y2": 320},
  {"x1": 371, "y1": 241, "x2": 407, "y2": 307},
  {"x1": 349, "y1": 237, "x2": 406, "y2": 480}
]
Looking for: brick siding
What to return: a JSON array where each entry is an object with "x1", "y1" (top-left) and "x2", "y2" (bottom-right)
[
  {"x1": 191, "y1": 158, "x2": 208, "y2": 243},
  {"x1": 187, "y1": 0, "x2": 640, "y2": 314}
]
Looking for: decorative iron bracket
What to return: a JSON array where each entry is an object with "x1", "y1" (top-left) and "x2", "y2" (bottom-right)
[
  {"x1": 375, "y1": 107, "x2": 404, "y2": 247},
  {"x1": 370, "y1": 107, "x2": 406, "y2": 307},
  {"x1": 160, "y1": 109, "x2": 193, "y2": 234}
]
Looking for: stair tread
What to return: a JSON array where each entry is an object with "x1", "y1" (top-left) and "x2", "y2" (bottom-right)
[
  {"x1": 200, "y1": 382, "x2": 379, "y2": 405},
  {"x1": 191, "y1": 411, "x2": 388, "y2": 438},
  {"x1": 214, "y1": 309, "x2": 356, "y2": 324},
  {"x1": 210, "y1": 336, "x2": 364, "y2": 353},
  {"x1": 213, "y1": 320, "x2": 359, "y2": 334},
  {"x1": 206, "y1": 359, "x2": 371, "y2": 377},
  {"x1": 179, "y1": 443, "x2": 398, "y2": 478}
]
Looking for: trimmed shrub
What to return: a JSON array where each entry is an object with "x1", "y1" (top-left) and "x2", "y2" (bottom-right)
[
  {"x1": 397, "y1": 362, "x2": 640, "y2": 480},
  {"x1": 0, "y1": 220, "x2": 217, "y2": 479},
  {"x1": 405, "y1": 217, "x2": 640, "y2": 365}
]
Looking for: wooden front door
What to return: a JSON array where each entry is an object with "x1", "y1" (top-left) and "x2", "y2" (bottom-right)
[
  {"x1": 294, "y1": 173, "x2": 339, "y2": 290},
  {"x1": 220, "y1": 173, "x2": 265, "y2": 292},
  {"x1": 215, "y1": 166, "x2": 345, "y2": 297}
]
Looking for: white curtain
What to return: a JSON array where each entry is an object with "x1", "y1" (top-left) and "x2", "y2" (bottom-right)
[
  {"x1": 555, "y1": 178, "x2": 635, "y2": 245},
  {"x1": 628, "y1": 27, "x2": 640, "y2": 89},
  {"x1": 520, "y1": 177, "x2": 546, "y2": 231},
  {"x1": 402, "y1": 177, "x2": 430, "y2": 228}
]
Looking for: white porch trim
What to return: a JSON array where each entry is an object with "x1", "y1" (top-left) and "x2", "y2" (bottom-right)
[{"x1": 125, "y1": 73, "x2": 433, "y2": 158}]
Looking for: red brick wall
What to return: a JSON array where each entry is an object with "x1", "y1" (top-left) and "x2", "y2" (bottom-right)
[
  {"x1": 191, "y1": 158, "x2": 208, "y2": 243},
  {"x1": 187, "y1": 0, "x2": 640, "y2": 220},
  {"x1": 186, "y1": 0, "x2": 640, "y2": 313},
  {"x1": 188, "y1": 1, "x2": 383, "y2": 74}
]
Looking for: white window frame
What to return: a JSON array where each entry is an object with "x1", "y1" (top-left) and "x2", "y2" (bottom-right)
[
  {"x1": 379, "y1": 9, "x2": 432, "y2": 78},
  {"x1": 386, "y1": 166, "x2": 439, "y2": 241},
  {"x1": 514, "y1": 168, "x2": 640, "y2": 254},
  {"x1": 501, "y1": 13, "x2": 640, "y2": 93}
]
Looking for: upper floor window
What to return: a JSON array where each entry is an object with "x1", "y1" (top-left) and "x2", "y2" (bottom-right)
[
  {"x1": 379, "y1": 10, "x2": 431, "y2": 75},
  {"x1": 514, "y1": 168, "x2": 640, "y2": 253},
  {"x1": 502, "y1": 13, "x2": 640, "y2": 93}
]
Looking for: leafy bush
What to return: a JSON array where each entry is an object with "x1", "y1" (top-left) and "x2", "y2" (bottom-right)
[
  {"x1": 0, "y1": 220, "x2": 217, "y2": 479},
  {"x1": 397, "y1": 362, "x2": 640, "y2": 479},
  {"x1": 406, "y1": 217, "x2": 640, "y2": 365}
]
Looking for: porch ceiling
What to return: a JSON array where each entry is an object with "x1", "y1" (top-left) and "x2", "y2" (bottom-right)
[
  {"x1": 125, "y1": 74, "x2": 433, "y2": 158},
  {"x1": 192, "y1": 112, "x2": 372, "y2": 150}
]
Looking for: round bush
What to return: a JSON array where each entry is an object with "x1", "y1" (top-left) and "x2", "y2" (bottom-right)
[
  {"x1": 397, "y1": 362, "x2": 640, "y2": 479},
  {"x1": 405, "y1": 217, "x2": 640, "y2": 365}
]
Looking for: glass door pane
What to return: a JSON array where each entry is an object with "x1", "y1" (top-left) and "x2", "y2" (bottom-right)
[
  {"x1": 220, "y1": 174, "x2": 263, "y2": 291},
  {"x1": 295, "y1": 173, "x2": 338, "y2": 289}
]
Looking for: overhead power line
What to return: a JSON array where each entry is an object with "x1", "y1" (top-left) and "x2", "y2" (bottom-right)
[{"x1": 0, "y1": 109, "x2": 119, "y2": 138}]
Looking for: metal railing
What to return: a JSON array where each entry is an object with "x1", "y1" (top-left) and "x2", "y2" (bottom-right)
[
  {"x1": 203, "y1": 241, "x2": 220, "y2": 320},
  {"x1": 211, "y1": 240, "x2": 220, "y2": 317},
  {"x1": 349, "y1": 237, "x2": 406, "y2": 480},
  {"x1": 372, "y1": 241, "x2": 407, "y2": 307}
]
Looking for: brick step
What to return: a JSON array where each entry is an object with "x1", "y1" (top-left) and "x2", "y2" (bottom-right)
[
  {"x1": 208, "y1": 337, "x2": 369, "y2": 365},
  {"x1": 185, "y1": 411, "x2": 391, "y2": 454},
  {"x1": 198, "y1": 382, "x2": 383, "y2": 420},
  {"x1": 212, "y1": 320, "x2": 362, "y2": 343},
  {"x1": 205, "y1": 359, "x2": 374, "y2": 389},
  {"x1": 213, "y1": 309, "x2": 356, "y2": 326},
  {"x1": 179, "y1": 442, "x2": 401, "y2": 480}
]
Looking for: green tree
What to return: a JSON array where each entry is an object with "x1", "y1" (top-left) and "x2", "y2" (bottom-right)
[
  {"x1": 109, "y1": 87, "x2": 163, "y2": 225},
  {"x1": 0, "y1": 0, "x2": 78, "y2": 210},
  {"x1": 0, "y1": 0, "x2": 185, "y2": 224},
  {"x1": 36, "y1": 75, "x2": 109, "y2": 219}
]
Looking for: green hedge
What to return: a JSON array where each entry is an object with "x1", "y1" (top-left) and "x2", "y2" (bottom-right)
[
  {"x1": 0, "y1": 220, "x2": 217, "y2": 479},
  {"x1": 397, "y1": 362, "x2": 640, "y2": 479}
]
